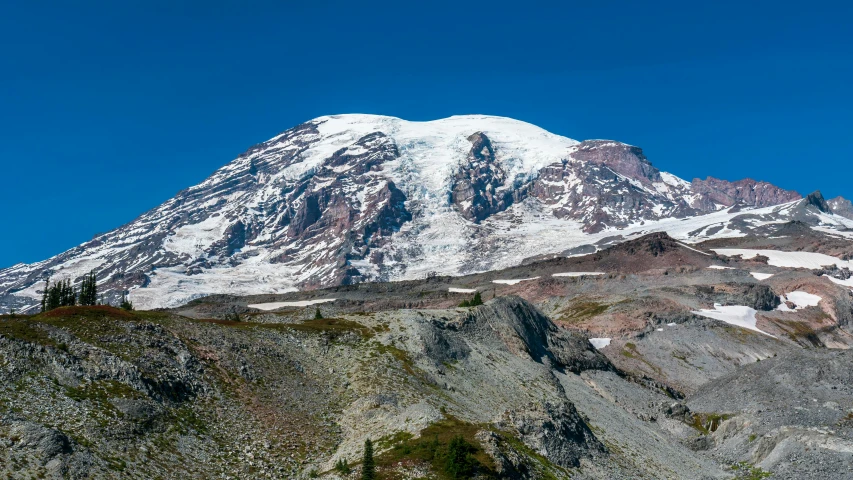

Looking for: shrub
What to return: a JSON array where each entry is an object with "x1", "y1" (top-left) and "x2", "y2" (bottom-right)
[
  {"x1": 444, "y1": 435, "x2": 477, "y2": 479},
  {"x1": 335, "y1": 457, "x2": 351, "y2": 474}
]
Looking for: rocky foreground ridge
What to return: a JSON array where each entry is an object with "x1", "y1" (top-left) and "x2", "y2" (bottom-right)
[
  {"x1": 2, "y1": 114, "x2": 852, "y2": 312},
  {"x1": 5, "y1": 222, "x2": 853, "y2": 478}
]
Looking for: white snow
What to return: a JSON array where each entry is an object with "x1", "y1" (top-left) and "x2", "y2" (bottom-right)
[
  {"x1": 692, "y1": 304, "x2": 776, "y2": 337},
  {"x1": 825, "y1": 276, "x2": 853, "y2": 289},
  {"x1": 448, "y1": 288, "x2": 477, "y2": 293},
  {"x1": 707, "y1": 265, "x2": 735, "y2": 270},
  {"x1": 8, "y1": 112, "x2": 853, "y2": 313},
  {"x1": 777, "y1": 291, "x2": 822, "y2": 311},
  {"x1": 248, "y1": 299, "x2": 336, "y2": 310},
  {"x1": 712, "y1": 249, "x2": 853, "y2": 270},
  {"x1": 666, "y1": 322, "x2": 677, "y2": 327},
  {"x1": 677, "y1": 242, "x2": 711, "y2": 256},
  {"x1": 552, "y1": 272, "x2": 605, "y2": 277},
  {"x1": 589, "y1": 338, "x2": 611, "y2": 349},
  {"x1": 492, "y1": 277, "x2": 540, "y2": 285},
  {"x1": 750, "y1": 272, "x2": 774, "y2": 280}
]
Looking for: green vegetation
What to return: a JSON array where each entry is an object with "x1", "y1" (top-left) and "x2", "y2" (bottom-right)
[
  {"x1": 557, "y1": 299, "x2": 609, "y2": 324},
  {"x1": 776, "y1": 319, "x2": 822, "y2": 347},
  {"x1": 334, "y1": 457, "x2": 352, "y2": 475},
  {"x1": 78, "y1": 271, "x2": 98, "y2": 306},
  {"x1": 458, "y1": 291, "x2": 483, "y2": 308},
  {"x1": 283, "y1": 317, "x2": 373, "y2": 340},
  {"x1": 444, "y1": 435, "x2": 479, "y2": 479},
  {"x1": 362, "y1": 438, "x2": 376, "y2": 480},
  {"x1": 378, "y1": 416, "x2": 496, "y2": 479},
  {"x1": 41, "y1": 270, "x2": 98, "y2": 312},
  {"x1": 0, "y1": 317, "x2": 59, "y2": 348},
  {"x1": 42, "y1": 277, "x2": 77, "y2": 312},
  {"x1": 373, "y1": 343, "x2": 417, "y2": 376},
  {"x1": 315, "y1": 307, "x2": 323, "y2": 320},
  {"x1": 120, "y1": 292, "x2": 134, "y2": 311},
  {"x1": 730, "y1": 462, "x2": 772, "y2": 479},
  {"x1": 689, "y1": 412, "x2": 733, "y2": 434}
]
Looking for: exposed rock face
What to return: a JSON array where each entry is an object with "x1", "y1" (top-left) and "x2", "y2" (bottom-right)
[
  {"x1": 529, "y1": 141, "x2": 692, "y2": 232},
  {"x1": 828, "y1": 196, "x2": 853, "y2": 220},
  {"x1": 451, "y1": 132, "x2": 516, "y2": 222},
  {"x1": 3, "y1": 114, "x2": 847, "y2": 313},
  {"x1": 804, "y1": 190, "x2": 831, "y2": 213},
  {"x1": 460, "y1": 296, "x2": 613, "y2": 373},
  {"x1": 496, "y1": 401, "x2": 606, "y2": 468},
  {"x1": 690, "y1": 177, "x2": 802, "y2": 210},
  {"x1": 1, "y1": 417, "x2": 93, "y2": 478},
  {"x1": 569, "y1": 140, "x2": 661, "y2": 184},
  {"x1": 687, "y1": 284, "x2": 781, "y2": 311}
]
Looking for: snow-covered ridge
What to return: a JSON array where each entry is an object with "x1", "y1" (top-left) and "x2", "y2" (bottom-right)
[{"x1": 1, "y1": 113, "x2": 852, "y2": 313}]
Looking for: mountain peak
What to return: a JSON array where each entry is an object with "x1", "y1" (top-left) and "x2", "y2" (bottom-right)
[
  {"x1": 804, "y1": 190, "x2": 831, "y2": 213},
  {"x1": 1, "y1": 115, "x2": 850, "y2": 313}
]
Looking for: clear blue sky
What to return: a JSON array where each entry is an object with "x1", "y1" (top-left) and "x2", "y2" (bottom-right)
[{"x1": 1, "y1": 1, "x2": 851, "y2": 268}]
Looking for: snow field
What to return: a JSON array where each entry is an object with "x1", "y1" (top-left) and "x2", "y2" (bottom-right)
[
  {"x1": 248, "y1": 299, "x2": 336, "y2": 310},
  {"x1": 552, "y1": 272, "x2": 605, "y2": 277},
  {"x1": 492, "y1": 277, "x2": 540, "y2": 285},
  {"x1": 777, "y1": 291, "x2": 822, "y2": 311},
  {"x1": 712, "y1": 249, "x2": 853, "y2": 270},
  {"x1": 691, "y1": 304, "x2": 776, "y2": 337}
]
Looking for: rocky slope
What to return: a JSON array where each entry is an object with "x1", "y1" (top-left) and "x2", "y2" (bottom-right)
[
  {"x1": 1, "y1": 299, "x2": 725, "y2": 479},
  {"x1": 1, "y1": 114, "x2": 852, "y2": 313},
  {"x1": 5, "y1": 223, "x2": 853, "y2": 478}
]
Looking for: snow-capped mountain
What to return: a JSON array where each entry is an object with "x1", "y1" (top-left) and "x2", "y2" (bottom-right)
[{"x1": 2, "y1": 114, "x2": 852, "y2": 312}]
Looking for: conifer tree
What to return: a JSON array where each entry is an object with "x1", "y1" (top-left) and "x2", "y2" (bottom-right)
[
  {"x1": 120, "y1": 292, "x2": 134, "y2": 311},
  {"x1": 78, "y1": 271, "x2": 97, "y2": 306},
  {"x1": 41, "y1": 276, "x2": 50, "y2": 313},
  {"x1": 314, "y1": 307, "x2": 323, "y2": 320},
  {"x1": 361, "y1": 438, "x2": 375, "y2": 480}
]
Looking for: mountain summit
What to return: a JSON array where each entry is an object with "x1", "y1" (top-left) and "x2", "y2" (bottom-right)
[{"x1": 1, "y1": 114, "x2": 850, "y2": 311}]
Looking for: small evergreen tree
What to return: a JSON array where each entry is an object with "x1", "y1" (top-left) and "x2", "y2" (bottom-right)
[
  {"x1": 444, "y1": 435, "x2": 477, "y2": 479},
  {"x1": 471, "y1": 291, "x2": 483, "y2": 306},
  {"x1": 120, "y1": 292, "x2": 134, "y2": 311},
  {"x1": 41, "y1": 276, "x2": 50, "y2": 313},
  {"x1": 314, "y1": 307, "x2": 323, "y2": 320},
  {"x1": 361, "y1": 438, "x2": 375, "y2": 480},
  {"x1": 334, "y1": 457, "x2": 351, "y2": 475},
  {"x1": 78, "y1": 271, "x2": 97, "y2": 306}
]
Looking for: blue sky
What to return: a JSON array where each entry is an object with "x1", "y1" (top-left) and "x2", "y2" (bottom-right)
[{"x1": 1, "y1": 1, "x2": 851, "y2": 268}]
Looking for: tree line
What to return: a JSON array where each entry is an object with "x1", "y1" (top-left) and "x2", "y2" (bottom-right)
[{"x1": 40, "y1": 271, "x2": 133, "y2": 312}]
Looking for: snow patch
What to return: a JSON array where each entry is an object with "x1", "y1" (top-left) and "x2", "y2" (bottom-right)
[
  {"x1": 552, "y1": 272, "x2": 605, "y2": 277},
  {"x1": 750, "y1": 272, "x2": 774, "y2": 281},
  {"x1": 677, "y1": 242, "x2": 711, "y2": 256},
  {"x1": 712, "y1": 249, "x2": 853, "y2": 270},
  {"x1": 826, "y1": 276, "x2": 853, "y2": 288},
  {"x1": 492, "y1": 277, "x2": 540, "y2": 285},
  {"x1": 589, "y1": 338, "x2": 611, "y2": 349},
  {"x1": 248, "y1": 299, "x2": 336, "y2": 310},
  {"x1": 692, "y1": 304, "x2": 776, "y2": 337},
  {"x1": 448, "y1": 288, "x2": 477, "y2": 293},
  {"x1": 777, "y1": 291, "x2": 822, "y2": 311}
]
